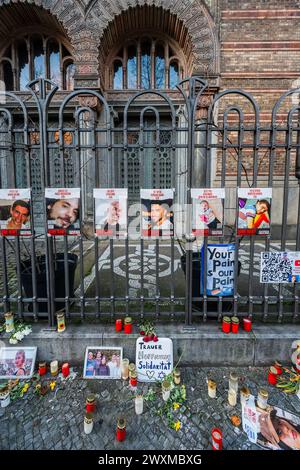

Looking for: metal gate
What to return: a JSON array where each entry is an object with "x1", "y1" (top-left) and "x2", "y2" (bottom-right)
[{"x1": 0, "y1": 77, "x2": 300, "y2": 325}]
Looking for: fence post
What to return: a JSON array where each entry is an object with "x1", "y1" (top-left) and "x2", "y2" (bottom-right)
[
  {"x1": 27, "y1": 79, "x2": 58, "y2": 327},
  {"x1": 177, "y1": 77, "x2": 208, "y2": 325}
]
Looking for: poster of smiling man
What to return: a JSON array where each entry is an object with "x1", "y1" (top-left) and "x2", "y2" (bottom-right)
[
  {"x1": 93, "y1": 189, "x2": 128, "y2": 238},
  {"x1": 45, "y1": 188, "x2": 80, "y2": 236},
  {"x1": 141, "y1": 189, "x2": 174, "y2": 238},
  {"x1": 0, "y1": 188, "x2": 32, "y2": 236}
]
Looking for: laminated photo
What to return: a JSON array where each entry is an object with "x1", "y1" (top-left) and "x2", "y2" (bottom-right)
[
  {"x1": 0, "y1": 188, "x2": 32, "y2": 236},
  {"x1": 260, "y1": 251, "x2": 300, "y2": 283},
  {"x1": 141, "y1": 188, "x2": 174, "y2": 238},
  {"x1": 83, "y1": 347, "x2": 122, "y2": 379},
  {"x1": 0, "y1": 347, "x2": 37, "y2": 379},
  {"x1": 237, "y1": 187, "x2": 272, "y2": 236},
  {"x1": 93, "y1": 188, "x2": 127, "y2": 239},
  {"x1": 45, "y1": 188, "x2": 80, "y2": 236},
  {"x1": 202, "y1": 243, "x2": 236, "y2": 296},
  {"x1": 191, "y1": 188, "x2": 225, "y2": 236}
]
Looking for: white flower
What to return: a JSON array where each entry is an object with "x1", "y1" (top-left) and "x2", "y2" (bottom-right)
[
  {"x1": 15, "y1": 332, "x2": 24, "y2": 341},
  {"x1": 23, "y1": 327, "x2": 32, "y2": 336},
  {"x1": 9, "y1": 338, "x2": 18, "y2": 344}
]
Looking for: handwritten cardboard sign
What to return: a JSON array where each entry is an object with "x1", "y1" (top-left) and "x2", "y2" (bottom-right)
[{"x1": 136, "y1": 337, "x2": 173, "y2": 382}]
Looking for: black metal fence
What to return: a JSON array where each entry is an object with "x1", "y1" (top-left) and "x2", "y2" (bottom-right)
[{"x1": 0, "y1": 77, "x2": 300, "y2": 325}]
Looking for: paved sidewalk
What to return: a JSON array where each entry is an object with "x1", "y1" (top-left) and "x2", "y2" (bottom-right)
[{"x1": 1, "y1": 366, "x2": 300, "y2": 450}]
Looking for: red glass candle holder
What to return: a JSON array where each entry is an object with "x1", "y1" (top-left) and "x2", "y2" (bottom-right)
[
  {"x1": 274, "y1": 361, "x2": 283, "y2": 375},
  {"x1": 231, "y1": 317, "x2": 239, "y2": 334},
  {"x1": 116, "y1": 418, "x2": 126, "y2": 442},
  {"x1": 243, "y1": 318, "x2": 252, "y2": 332},
  {"x1": 38, "y1": 362, "x2": 47, "y2": 376},
  {"x1": 222, "y1": 317, "x2": 231, "y2": 334},
  {"x1": 124, "y1": 320, "x2": 132, "y2": 334},
  {"x1": 212, "y1": 428, "x2": 222, "y2": 451},
  {"x1": 130, "y1": 374, "x2": 137, "y2": 387},
  {"x1": 268, "y1": 368, "x2": 278, "y2": 385},
  {"x1": 86, "y1": 394, "x2": 96, "y2": 413},
  {"x1": 115, "y1": 319, "x2": 122, "y2": 332},
  {"x1": 62, "y1": 363, "x2": 70, "y2": 378}
]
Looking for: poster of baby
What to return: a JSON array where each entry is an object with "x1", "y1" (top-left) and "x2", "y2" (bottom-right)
[{"x1": 191, "y1": 188, "x2": 225, "y2": 236}]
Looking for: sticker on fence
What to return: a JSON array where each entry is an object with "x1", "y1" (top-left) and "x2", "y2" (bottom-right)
[
  {"x1": 141, "y1": 189, "x2": 174, "y2": 238},
  {"x1": 191, "y1": 188, "x2": 225, "y2": 236},
  {"x1": 237, "y1": 187, "x2": 272, "y2": 236},
  {"x1": 202, "y1": 243, "x2": 236, "y2": 296},
  {"x1": 136, "y1": 337, "x2": 173, "y2": 382},
  {"x1": 93, "y1": 188, "x2": 128, "y2": 238},
  {"x1": 260, "y1": 252, "x2": 300, "y2": 283},
  {"x1": 0, "y1": 188, "x2": 32, "y2": 236},
  {"x1": 45, "y1": 188, "x2": 80, "y2": 236}
]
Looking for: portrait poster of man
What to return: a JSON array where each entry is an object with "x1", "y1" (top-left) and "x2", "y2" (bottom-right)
[
  {"x1": 141, "y1": 189, "x2": 174, "y2": 238},
  {"x1": 0, "y1": 188, "x2": 32, "y2": 236},
  {"x1": 45, "y1": 188, "x2": 80, "y2": 236},
  {"x1": 191, "y1": 188, "x2": 225, "y2": 236},
  {"x1": 237, "y1": 187, "x2": 272, "y2": 236},
  {"x1": 93, "y1": 188, "x2": 128, "y2": 238}
]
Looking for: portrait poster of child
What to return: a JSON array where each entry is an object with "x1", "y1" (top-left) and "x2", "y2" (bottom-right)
[
  {"x1": 237, "y1": 187, "x2": 272, "y2": 236},
  {"x1": 93, "y1": 188, "x2": 127, "y2": 238},
  {"x1": 191, "y1": 188, "x2": 225, "y2": 236},
  {"x1": 0, "y1": 188, "x2": 32, "y2": 236}
]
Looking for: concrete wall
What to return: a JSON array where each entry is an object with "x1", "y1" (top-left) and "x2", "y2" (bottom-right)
[{"x1": 3, "y1": 323, "x2": 298, "y2": 367}]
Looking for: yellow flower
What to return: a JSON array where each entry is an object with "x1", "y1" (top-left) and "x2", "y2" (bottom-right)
[
  {"x1": 22, "y1": 383, "x2": 30, "y2": 393},
  {"x1": 173, "y1": 402, "x2": 180, "y2": 410},
  {"x1": 174, "y1": 420, "x2": 181, "y2": 431},
  {"x1": 49, "y1": 381, "x2": 56, "y2": 391}
]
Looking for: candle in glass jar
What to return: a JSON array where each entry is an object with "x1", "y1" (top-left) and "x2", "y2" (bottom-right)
[
  {"x1": 240, "y1": 386, "x2": 250, "y2": 406},
  {"x1": 228, "y1": 388, "x2": 237, "y2": 406},
  {"x1": 128, "y1": 363, "x2": 136, "y2": 376},
  {"x1": 86, "y1": 394, "x2": 96, "y2": 413},
  {"x1": 274, "y1": 361, "x2": 283, "y2": 375},
  {"x1": 231, "y1": 317, "x2": 239, "y2": 334},
  {"x1": 124, "y1": 317, "x2": 132, "y2": 334},
  {"x1": 243, "y1": 318, "x2": 252, "y2": 332},
  {"x1": 268, "y1": 366, "x2": 278, "y2": 385},
  {"x1": 212, "y1": 428, "x2": 222, "y2": 451},
  {"x1": 116, "y1": 417, "x2": 126, "y2": 441},
  {"x1": 115, "y1": 319, "x2": 122, "y2": 332},
  {"x1": 229, "y1": 372, "x2": 239, "y2": 393},
  {"x1": 208, "y1": 379, "x2": 217, "y2": 398},
  {"x1": 121, "y1": 358, "x2": 129, "y2": 380},
  {"x1": 257, "y1": 389, "x2": 268, "y2": 410},
  {"x1": 173, "y1": 369, "x2": 181, "y2": 385},
  {"x1": 84, "y1": 413, "x2": 93, "y2": 434},
  {"x1": 50, "y1": 360, "x2": 58, "y2": 376},
  {"x1": 0, "y1": 387, "x2": 10, "y2": 408},
  {"x1": 62, "y1": 363, "x2": 70, "y2": 378},
  {"x1": 134, "y1": 395, "x2": 143, "y2": 415},
  {"x1": 130, "y1": 371, "x2": 138, "y2": 387},
  {"x1": 162, "y1": 380, "x2": 171, "y2": 401},
  {"x1": 57, "y1": 312, "x2": 66, "y2": 333},
  {"x1": 4, "y1": 312, "x2": 14, "y2": 333},
  {"x1": 38, "y1": 362, "x2": 47, "y2": 376},
  {"x1": 222, "y1": 316, "x2": 231, "y2": 334}
]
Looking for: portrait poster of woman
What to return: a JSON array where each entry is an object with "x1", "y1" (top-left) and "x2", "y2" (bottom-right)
[
  {"x1": 93, "y1": 188, "x2": 128, "y2": 239},
  {"x1": 191, "y1": 188, "x2": 225, "y2": 236},
  {"x1": 83, "y1": 347, "x2": 123, "y2": 379},
  {"x1": 0, "y1": 188, "x2": 32, "y2": 237},
  {"x1": 0, "y1": 347, "x2": 37, "y2": 379},
  {"x1": 256, "y1": 405, "x2": 300, "y2": 451},
  {"x1": 45, "y1": 188, "x2": 81, "y2": 236}
]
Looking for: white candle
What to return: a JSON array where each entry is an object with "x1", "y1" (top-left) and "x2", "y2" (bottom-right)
[
  {"x1": 84, "y1": 413, "x2": 93, "y2": 434},
  {"x1": 208, "y1": 380, "x2": 217, "y2": 398},
  {"x1": 50, "y1": 360, "x2": 58, "y2": 376},
  {"x1": 121, "y1": 358, "x2": 129, "y2": 380},
  {"x1": 135, "y1": 395, "x2": 144, "y2": 415},
  {"x1": 228, "y1": 389, "x2": 237, "y2": 406}
]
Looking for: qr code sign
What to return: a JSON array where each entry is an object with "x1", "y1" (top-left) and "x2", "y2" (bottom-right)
[{"x1": 260, "y1": 252, "x2": 291, "y2": 283}]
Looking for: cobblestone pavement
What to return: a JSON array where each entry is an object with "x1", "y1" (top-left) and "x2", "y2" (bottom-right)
[{"x1": 1, "y1": 366, "x2": 300, "y2": 451}]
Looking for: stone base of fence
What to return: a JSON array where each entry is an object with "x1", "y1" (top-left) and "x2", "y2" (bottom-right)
[{"x1": 2, "y1": 323, "x2": 298, "y2": 366}]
